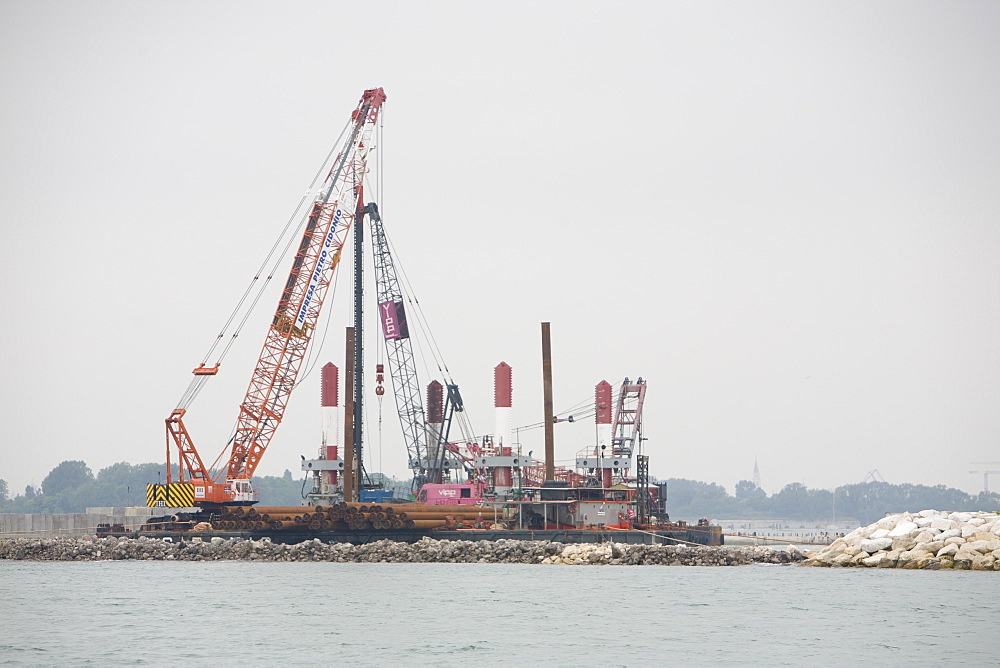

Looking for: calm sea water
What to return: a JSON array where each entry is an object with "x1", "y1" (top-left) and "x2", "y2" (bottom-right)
[{"x1": 2, "y1": 561, "x2": 998, "y2": 665}]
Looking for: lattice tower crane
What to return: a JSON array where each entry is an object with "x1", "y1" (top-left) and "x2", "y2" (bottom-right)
[
  {"x1": 369, "y1": 206, "x2": 474, "y2": 489},
  {"x1": 369, "y1": 206, "x2": 436, "y2": 489}
]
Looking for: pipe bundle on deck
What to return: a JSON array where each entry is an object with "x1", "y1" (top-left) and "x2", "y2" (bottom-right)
[{"x1": 212, "y1": 502, "x2": 502, "y2": 532}]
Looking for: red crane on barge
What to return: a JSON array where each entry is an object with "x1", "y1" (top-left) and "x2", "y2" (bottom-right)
[{"x1": 148, "y1": 88, "x2": 386, "y2": 508}]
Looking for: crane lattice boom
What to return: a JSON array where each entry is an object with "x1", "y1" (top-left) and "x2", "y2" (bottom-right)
[
  {"x1": 162, "y1": 88, "x2": 386, "y2": 506},
  {"x1": 611, "y1": 377, "x2": 646, "y2": 459},
  {"x1": 369, "y1": 206, "x2": 431, "y2": 485}
]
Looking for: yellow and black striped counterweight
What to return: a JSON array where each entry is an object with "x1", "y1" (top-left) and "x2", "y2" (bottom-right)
[{"x1": 146, "y1": 483, "x2": 195, "y2": 508}]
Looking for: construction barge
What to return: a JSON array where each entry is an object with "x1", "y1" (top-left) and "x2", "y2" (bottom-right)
[
  {"x1": 132, "y1": 499, "x2": 723, "y2": 546},
  {"x1": 141, "y1": 88, "x2": 723, "y2": 547}
]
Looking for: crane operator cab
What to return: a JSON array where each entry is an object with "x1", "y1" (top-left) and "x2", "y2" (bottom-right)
[{"x1": 226, "y1": 479, "x2": 259, "y2": 504}]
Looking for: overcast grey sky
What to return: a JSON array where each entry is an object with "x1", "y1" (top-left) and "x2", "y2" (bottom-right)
[{"x1": 1, "y1": 0, "x2": 998, "y2": 499}]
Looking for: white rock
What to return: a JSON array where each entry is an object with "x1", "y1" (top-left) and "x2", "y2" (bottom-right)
[
  {"x1": 843, "y1": 534, "x2": 863, "y2": 548},
  {"x1": 937, "y1": 543, "x2": 959, "y2": 558},
  {"x1": 844, "y1": 527, "x2": 866, "y2": 541},
  {"x1": 971, "y1": 555, "x2": 996, "y2": 571},
  {"x1": 889, "y1": 521, "x2": 919, "y2": 537},
  {"x1": 965, "y1": 540, "x2": 994, "y2": 554},
  {"x1": 954, "y1": 552, "x2": 977, "y2": 565},
  {"x1": 919, "y1": 540, "x2": 945, "y2": 555},
  {"x1": 861, "y1": 537, "x2": 893, "y2": 553},
  {"x1": 802, "y1": 511, "x2": 1000, "y2": 569},
  {"x1": 862, "y1": 553, "x2": 886, "y2": 566},
  {"x1": 930, "y1": 518, "x2": 956, "y2": 531}
]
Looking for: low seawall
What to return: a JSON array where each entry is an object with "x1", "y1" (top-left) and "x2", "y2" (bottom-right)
[
  {"x1": 0, "y1": 536, "x2": 803, "y2": 566},
  {"x1": 0, "y1": 508, "x2": 195, "y2": 539}
]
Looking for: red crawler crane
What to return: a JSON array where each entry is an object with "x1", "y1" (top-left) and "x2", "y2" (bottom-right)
[{"x1": 150, "y1": 88, "x2": 386, "y2": 507}]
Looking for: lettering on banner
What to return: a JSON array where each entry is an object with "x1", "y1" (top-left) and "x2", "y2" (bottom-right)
[
  {"x1": 379, "y1": 300, "x2": 410, "y2": 340},
  {"x1": 295, "y1": 208, "x2": 343, "y2": 329}
]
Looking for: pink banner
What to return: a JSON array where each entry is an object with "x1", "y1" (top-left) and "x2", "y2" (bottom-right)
[{"x1": 379, "y1": 300, "x2": 409, "y2": 340}]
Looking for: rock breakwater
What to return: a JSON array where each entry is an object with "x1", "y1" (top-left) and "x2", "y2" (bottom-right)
[
  {"x1": 802, "y1": 510, "x2": 1000, "y2": 570},
  {"x1": 0, "y1": 536, "x2": 803, "y2": 566}
]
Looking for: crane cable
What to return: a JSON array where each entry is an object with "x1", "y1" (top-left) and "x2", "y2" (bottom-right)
[
  {"x1": 380, "y1": 228, "x2": 479, "y2": 443},
  {"x1": 235, "y1": 157, "x2": 353, "y2": 480},
  {"x1": 499, "y1": 395, "x2": 597, "y2": 435},
  {"x1": 361, "y1": 105, "x2": 463, "y2": 446},
  {"x1": 203, "y1": 121, "x2": 351, "y2": 367},
  {"x1": 174, "y1": 120, "x2": 353, "y2": 414},
  {"x1": 389, "y1": 237, "x2": 450, "y2": 378},
  {"x1": 178, "y1": 119, "x2": 357, "y2": 478},
  {"x1": 376, "y1": 107, "x2": 385, "y2": 480},
  {"x1": 400, "y1": 244, "x2": 477, "y2": 444}
]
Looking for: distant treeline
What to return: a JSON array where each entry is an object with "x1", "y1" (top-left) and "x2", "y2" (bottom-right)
[
  {"x1": 0, "y1": 461, "x2": 309, "y2": 513},
  {"x1": 660, "y1": 478, "x2": 1000, "y2": 525},
  {"x1": 1, "y1": 461, "x2": 998, "y2": 525}
]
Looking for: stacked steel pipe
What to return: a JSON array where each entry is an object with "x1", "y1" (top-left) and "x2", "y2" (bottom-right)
[{"x1": 212, "y1": 503, "x2": 502, "y2": 532}]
